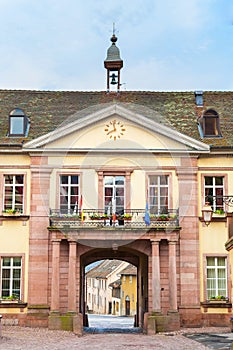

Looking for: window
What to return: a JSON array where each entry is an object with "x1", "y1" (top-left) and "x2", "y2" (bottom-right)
[
  {"x1": 1, "y1": 257, "x2": 22, "y2": 299},
  {"x1": 198, "y1": 109, "x2": 222, "y2": 138},
  {"x1": 104, "y1": 176, "x2": 125, "y2": 215},
  {"x1": 206, "y1": 257, "x2": 227, "y2": 298},
  {"x1": 148, "y1": 175, "x2": 168, "y2": 214},
  {"x1": 4, "y1": 175, "x2": 24, "y2": 213},
  {"x1": 204, "y1": 176, "x2": 224, "y2": 211},
  {"x1": 8, "y1": 108, "x2": 29, "y2": 137},
  {"x1": 60, "y1": 175, "x2": 79, "y2": 214},
  {"x1": 194, "y1": 91, "x2": 203, "y2": 106}
]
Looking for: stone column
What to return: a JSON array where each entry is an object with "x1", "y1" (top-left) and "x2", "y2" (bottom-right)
[
  {"x1": 50, "y1": 239, "x2": 61, "y2": 312},
  {"x1": 176, "y1": 157, "x2": 200, "y2": 308},
  {"x1": 68, "y1": 241, "x2": 77, "y2": 312},
  {"x1": 28, "y1": 159, "x2": 51, "y2": 306},
  {"x1": 151, "y1": 240, "x2": 161, "y2": 312},
  {"x1": 169, "y1": 241, "x2": 178, "y2": 311}
]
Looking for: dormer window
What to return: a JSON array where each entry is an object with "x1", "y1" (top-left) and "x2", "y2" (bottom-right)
[
  {"x1": 198, "y1": 109, "x2": 222, "y2": 138},
  {"x1": 194, "y1": 91, "x2": 203, "y2": 106},
  {"x1": 8, "y1": 109, "x2": 30, "y2": 137}
]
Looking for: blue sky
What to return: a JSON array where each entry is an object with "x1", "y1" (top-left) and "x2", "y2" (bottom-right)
[{"x1": 0, "y1": 0, "x2": 232, "y2": 91}]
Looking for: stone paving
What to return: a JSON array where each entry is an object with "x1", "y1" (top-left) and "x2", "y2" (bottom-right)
[
  {"x1": 1, "y1": 326, "x2": 233, "y2": 349},
  {"x1": 0, "y1": 314, "x2": 233, "y2": 349},
  {"x1": 185, "y1": 332, "x2": 233, "y2": 349},
  {"x1": 0, "y1": 326, "x2": 211, "y2": 350}
]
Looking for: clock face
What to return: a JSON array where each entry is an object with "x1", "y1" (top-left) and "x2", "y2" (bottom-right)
[{"x1": 104, "y1": 120, "x2": 126, "y2": 140}]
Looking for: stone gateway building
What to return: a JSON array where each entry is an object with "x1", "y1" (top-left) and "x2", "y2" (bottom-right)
[{"x1": 1, "y1": 34, "x2": 233, "y2": 334}]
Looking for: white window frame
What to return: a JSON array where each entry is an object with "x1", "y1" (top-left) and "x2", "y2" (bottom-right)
[
  {"x1": 3, "y1": 174, "x2": 24, "y2": 213},
  {"x1": 206, "y1": 256, "x2": 227, "y2": 299},
  {"x1": 204, "y1": 176, "x2": 224, "y2": 211},
  {"x1": 104, "y1": 175, "x2": 125, "y2": 214},
  {"x1": 0, "y1": 257, "x2": 22, "y2": 299},
  {"x1": 59, "y1": 174, "x2": 79, "y2": 214},
  {"x1": 148, "y1": 175, "x2": 169, "y2": 214}
]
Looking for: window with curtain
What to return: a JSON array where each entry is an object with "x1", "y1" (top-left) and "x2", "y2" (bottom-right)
[
  {"x1": 1, "y1": 257, "x2": 22, "y2": 299},
  {"x1": 148, "y1": 175, "x2": 169, "y2": 214},
  {"x1": 204, "y1": 176, "x2": 224, "y2": 211},
  {"x1": 59, "y1": 175, "x2": 79, "y2": 214},
  {"x1": 4, "y1": 175, "x2": 24, "y2": 213},
  {"x1": 206, "y1": 257, "x2": 227, "y2": 299},
  {"x1": 104, "y1": 175, "x2": 125, "y2": 215}
]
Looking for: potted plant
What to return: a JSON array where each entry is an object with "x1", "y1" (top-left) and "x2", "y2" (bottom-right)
[
  {"x1": 168, "y1": 214, "x2": 177, "y2": 221},
  {"x1": 119, "y1": 214, "x2": 132, "y2": 221},
  {"x1": 208, "y1": 295, "x2": 229, "y2": 303},
  {"x1": 0, "y1": 294, "x2": 20, "y2": 303},
  {"x1": 213, "y1": 209, "x2": 225, "y2": 217},
  {"x1": 149, "y1": 214, "x2": 158, "y2": 221},
  {"x1": 101, "y1": 214, "x2": 110, "y2": 220},
  {"x1": 90, "y1": 213, "x2": 101, "y2": 220},
  {"x1": 2, "y1": 209, "x2": 21, "y2": 216},
  {"x1": 157, "y1": 214, "x2": 169, "y2": 221}
]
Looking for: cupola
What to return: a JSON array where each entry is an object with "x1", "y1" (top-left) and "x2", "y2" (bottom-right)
[{"x1": 104, "y1": 26, "x2": 123, "y2": 92}]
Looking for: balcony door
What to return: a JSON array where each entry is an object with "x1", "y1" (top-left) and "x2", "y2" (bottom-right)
[
  {"x1": 104, "y1": 176, "x2": 125, "y2": 215},
  {"x1": 59, "y1": 175, "x2": 79, "y2": 214},
  {"x1": 148, "y1": 175, "x2": 169, "y2": 214}
]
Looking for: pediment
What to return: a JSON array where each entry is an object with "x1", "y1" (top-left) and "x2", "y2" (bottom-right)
[{"x1": 24, "y1": 104, "x2": 209, "y2": 153}]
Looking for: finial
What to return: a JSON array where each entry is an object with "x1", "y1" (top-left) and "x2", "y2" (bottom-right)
[{"x1": 111, "y1": 22, "x2": 117, "y2": 44}]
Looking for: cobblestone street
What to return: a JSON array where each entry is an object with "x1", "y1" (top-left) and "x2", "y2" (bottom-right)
[{"x1": 1, "y1": 325, "x2": 232, "y2": 350}]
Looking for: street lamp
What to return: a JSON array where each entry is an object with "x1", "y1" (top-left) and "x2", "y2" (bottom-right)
[{"x1": 202, "y1": 202, "x2": 213, "y2": 226}]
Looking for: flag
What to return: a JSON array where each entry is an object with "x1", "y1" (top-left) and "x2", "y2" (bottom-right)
[
  {"x1": 112, "y1": 194, "x2": 116, "y2": 222},
  {"x1": 144, "y1": 201, "x2": 150, "y2": 226},
  {"x1": 79, "y1": 195, "x2": 84, "y2": 221}
]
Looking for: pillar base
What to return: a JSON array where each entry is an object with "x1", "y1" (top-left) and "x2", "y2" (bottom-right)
[
  {"x1": 151, "y1": 310, "x2": 162, "y2": 315},
  {"x1": 26, "y1": 304, "x2": 50, "y2": 328},
  {"x1": 48, "y1": 312, "x2": 83, "y2": 335},
  {"x1": 147, "y1": 311, "x2": 180, "y2": 334}
]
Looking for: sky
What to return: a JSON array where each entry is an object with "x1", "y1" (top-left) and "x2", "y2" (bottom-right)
[{"x1": 0, "y1": 0, "x2": 232, "y2": 92}]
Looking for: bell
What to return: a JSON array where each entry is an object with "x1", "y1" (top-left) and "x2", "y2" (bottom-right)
[{"x1": 110, "y1": 73, "x2": 117, "y2": 85}]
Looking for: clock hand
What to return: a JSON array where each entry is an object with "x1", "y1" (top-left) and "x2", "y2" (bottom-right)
[{"x1": 106, "y1": 128, "x2": 116, "y2": 135}]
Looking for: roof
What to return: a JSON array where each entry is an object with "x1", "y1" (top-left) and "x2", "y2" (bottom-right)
[
  {"x1": 0, "y1": 90, "x2": 233, "y2": 148},
  {"x1": 86, "y1": 259, "x2": 123, "y2": 279},
  {"x1": 120, "y1": 263, "x2": 137, "y2": 276},
  {"x1": 109, "y1": 279, "x2": 121, "y2": 289}
]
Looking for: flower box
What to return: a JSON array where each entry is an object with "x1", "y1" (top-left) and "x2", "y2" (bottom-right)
[{"x1": 2, "y1": 211, "x2": 21, "y2": 216}]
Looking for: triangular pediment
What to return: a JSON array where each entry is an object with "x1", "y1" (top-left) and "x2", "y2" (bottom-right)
[{"x1": 24, "y1": 104, "x2": 209, "y2": 153}]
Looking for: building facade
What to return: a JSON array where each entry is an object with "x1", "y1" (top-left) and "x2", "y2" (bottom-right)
[
  {"x1": 0, "y1": 35, "x2": 233, "y2": 333},
  {"x1": 85, "y1": 259, "x2": 128, "y2": 315},
  {"x1": 120, "y1": 264, "x2": 137, "y2": 317}
]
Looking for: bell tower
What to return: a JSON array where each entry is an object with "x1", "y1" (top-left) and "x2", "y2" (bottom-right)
[{"x1": 104, "y1": 25, "x2": 123, "y2": 92}]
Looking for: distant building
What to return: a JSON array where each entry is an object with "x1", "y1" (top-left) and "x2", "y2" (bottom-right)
[
  {"x1": 86, "y1": 260, "x2": 128, "y2": 314},
  {"x1": 120, "y1": 264, "x2": 137, "y2": 316}
]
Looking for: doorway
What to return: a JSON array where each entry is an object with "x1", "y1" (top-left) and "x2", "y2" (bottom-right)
[
  {"x1": 81, "y1": 247, "x2": 148, "y2": 332},
  {"x1": 125, "y1": 296, "x2": 130, "y2": 316}
]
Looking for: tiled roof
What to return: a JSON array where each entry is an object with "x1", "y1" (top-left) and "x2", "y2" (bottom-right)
[
  {"x1": 0, "y1": 90, "x2": 233, "y2": 147},
  {"x1": 86, "y1": 259, "x2": 123, "y2": 278},
  {"x1": 120, "y1": 263, "x2": 137, "y2": 276}
]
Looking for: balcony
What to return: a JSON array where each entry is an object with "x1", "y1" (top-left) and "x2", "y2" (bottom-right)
[
  {"x1": 49, "y1": 209, "x2": 179, "y2": 230},
  {"x1": 205, "y1": 195, "x2": 233, "y2": 210}
]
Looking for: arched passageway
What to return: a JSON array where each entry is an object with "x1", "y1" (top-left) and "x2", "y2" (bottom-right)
[{"x1": 80, "y1": 245, "x2": 148, "y2": 329}]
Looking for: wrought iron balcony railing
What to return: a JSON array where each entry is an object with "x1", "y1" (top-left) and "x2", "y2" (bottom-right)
[
  {"x1": 205, "y1": 195, "x2": 233, "y2": 210},
  {"x1": 49, "y1": 208, "x2": 179, "y2": 229}
]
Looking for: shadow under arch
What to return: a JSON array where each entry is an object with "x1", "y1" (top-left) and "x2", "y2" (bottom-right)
[{"x1": 80, "y1": 243, "x2": 149, "y2": 331}]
